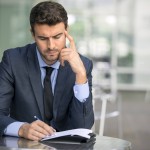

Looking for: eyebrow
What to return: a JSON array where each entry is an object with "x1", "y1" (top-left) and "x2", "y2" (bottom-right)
[
  {"x1": 37, "y1": 33, "x2": 63, "y2": 38},
  {"x1": 53, "y1": 33, "x2": 63, "y2": 37}
]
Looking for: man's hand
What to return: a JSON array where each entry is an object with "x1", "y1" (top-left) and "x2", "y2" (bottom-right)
[
  {"x1": 59, "y1": 31, "x2": 87, "y2": 84},
  {"x1": 18, "y1": 120, "x2": 56, "y2": 141}
]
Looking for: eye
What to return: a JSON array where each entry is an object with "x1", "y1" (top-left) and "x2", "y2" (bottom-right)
[
  {"x1": 53, "y1": 33, "x2": 63, "y2": 39},
  {"x1": 54, "y1": 35, "x2": 61, "y2": 39},
  {"x1": 37, "y1": 36, "x2": 48, "y2": 41},
  {"x1": 39, "y1": 37, "x2": 47, "y2": 40}
]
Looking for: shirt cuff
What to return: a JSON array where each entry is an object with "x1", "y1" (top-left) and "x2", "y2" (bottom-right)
[
  {"x1": 4, "y1": 122, "x2": 25, "y2": 137},
  {"x1": 73, "y1": 81, "x2": 89, "y2": 102}
]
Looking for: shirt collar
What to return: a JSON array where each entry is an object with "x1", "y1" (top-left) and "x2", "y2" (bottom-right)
[{"x1": 36, "y1": 47, "x2": 60, "y2": 69}]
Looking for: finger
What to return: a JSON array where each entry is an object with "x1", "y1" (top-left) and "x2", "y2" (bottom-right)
[
  {"x1": 22, "y1": 127, "x2": 42, "y2": 141},
  {"x1": 64, "y1": 31, "x2": 76, "y2": 50},
  {"x1": 60, "y1": 50, "x2": 70, "y2": 57},
  {"x1": 59, "y1": 49, "x2": 70, "y2": 66},
  {"x1": 59, "y1": 50, "x2": 65, "y2": 66},
  {"x1": 59, "y1": 54, "x2": 65, "y2": 66},
  {"x1": 36, "y1": 120, "x2": 56, "y2": 135},
  {"x1": 33, "y1": 121, "x2": 50, "y2": 135},
  {"x1": 59, "y1": 55, "x2": 64, "y2": 66},
  {"x1": 31, "y1": 130, "x2": 46, "y2": 140},
  {"x1": 29, "y1": 133, "x2": 41, "y2": 141}
]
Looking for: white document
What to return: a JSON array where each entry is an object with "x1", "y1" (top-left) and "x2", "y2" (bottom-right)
[{"x1": 41, "y1": 128, "x2": 92, "y2": 141}]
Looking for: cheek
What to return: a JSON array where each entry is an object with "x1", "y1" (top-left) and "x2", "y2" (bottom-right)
[
  {"x1": 36, "y1": 41, "x2": 47, "y2": 49},
  {"x1": 58, "y1": 37, "x2": 66, "y2": 48}
]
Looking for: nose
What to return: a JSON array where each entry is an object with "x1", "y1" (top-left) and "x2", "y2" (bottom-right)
[{"x1": 47, "y1": 38, "x2": 55, "y2": 49}]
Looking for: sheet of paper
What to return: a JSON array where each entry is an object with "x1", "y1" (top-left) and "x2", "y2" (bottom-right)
[{"x1": 41, "y1": 128, "x2": 92, "y2": 141}]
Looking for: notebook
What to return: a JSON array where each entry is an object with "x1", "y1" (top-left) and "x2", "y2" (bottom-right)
[{"x1": 40, "y1": 128, "x2": 96, "y2": 144}]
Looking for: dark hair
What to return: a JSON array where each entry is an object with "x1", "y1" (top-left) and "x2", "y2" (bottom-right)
[{"x1": 30, "y1": 1, "x2": 68, "y2": 33}]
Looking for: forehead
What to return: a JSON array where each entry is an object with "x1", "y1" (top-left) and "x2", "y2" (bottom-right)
[{"x1": 33, "y1": 22, "x2": 66, "y2": 36}]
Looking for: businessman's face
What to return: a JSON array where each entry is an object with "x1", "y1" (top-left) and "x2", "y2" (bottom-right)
[{"x1": 31, "y1": 23, "x2": 66, "y2": 65}]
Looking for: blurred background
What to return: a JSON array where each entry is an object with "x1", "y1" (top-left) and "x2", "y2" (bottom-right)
[{"x1": 0, "y1": 0, "x2": 150, "y2": 149}]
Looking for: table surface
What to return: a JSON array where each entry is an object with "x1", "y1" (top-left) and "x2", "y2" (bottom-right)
[{"x1": 0, "y1": 135, "x2": 132, "y2": 150}]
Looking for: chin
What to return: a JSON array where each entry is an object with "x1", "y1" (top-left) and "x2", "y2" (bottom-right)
[{"x1": 49, "y1": 58, "x2": 58, "y2": 64}]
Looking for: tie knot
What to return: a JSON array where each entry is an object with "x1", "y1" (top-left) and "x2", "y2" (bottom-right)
[{"x1": 44, "y1": 67, "x2": 54, "y2": 76}]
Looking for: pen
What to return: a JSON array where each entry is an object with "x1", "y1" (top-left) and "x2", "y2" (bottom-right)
[{"x1": 34, "y1": 115, "x2": 40, "y2": 120}]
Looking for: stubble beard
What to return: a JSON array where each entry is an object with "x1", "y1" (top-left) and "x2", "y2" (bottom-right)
[{"x1": 43, "y1": 48, "x2": 60, "y2": 65}]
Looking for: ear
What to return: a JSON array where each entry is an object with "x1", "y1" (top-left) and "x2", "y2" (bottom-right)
[{"x1": 30, "y1": 28, "x2": 35, "y2": 40}]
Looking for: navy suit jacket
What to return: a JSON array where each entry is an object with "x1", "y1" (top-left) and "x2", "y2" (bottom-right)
[{"x1": 0, "y1": 43, "x2": 94, "y2": 136}]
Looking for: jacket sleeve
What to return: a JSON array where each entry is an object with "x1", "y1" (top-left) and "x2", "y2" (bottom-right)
[
  {"x1": 0, "y1": 50, "x2": 16, "y2": 136},
  {"x1": 69, "y1": 58, "x2": 94, "y2": 129}
]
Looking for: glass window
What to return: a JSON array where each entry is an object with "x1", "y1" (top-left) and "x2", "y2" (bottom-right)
[{"x1": 0, "y1": 0, "x2": 150, "y2": 90}]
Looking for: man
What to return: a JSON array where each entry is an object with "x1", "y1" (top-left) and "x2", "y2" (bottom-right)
[{"x1": 0, "y1": 1, "x2": 94, "y2": 141}]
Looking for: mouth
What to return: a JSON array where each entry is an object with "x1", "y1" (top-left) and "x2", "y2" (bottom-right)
[{"x1": 47, "y1": 50, "x2": 58, "y2": 55}]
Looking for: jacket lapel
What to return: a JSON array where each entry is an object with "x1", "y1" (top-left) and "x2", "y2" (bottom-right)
[
  {"x1": 27, "y1": 44, "x2": 44, "y2": 120},
  {"x1": 53, "y1": 63, "x2": 70, "y2": 114}
]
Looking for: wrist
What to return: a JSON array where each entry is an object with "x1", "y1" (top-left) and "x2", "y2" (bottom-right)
[{"x1": 75, "y1": 72, "x2": 87, "y2": 84}]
